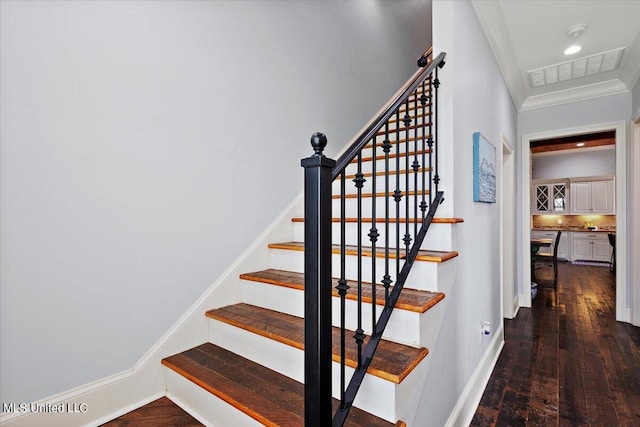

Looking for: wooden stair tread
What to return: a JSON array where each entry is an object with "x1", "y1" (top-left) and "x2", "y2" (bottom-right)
[
  {"x1": 205, "y1": 303, "x2": 428, "y2": 384},
  {"x1": 292, "y1": 217, "x2": 464, "y2": 224},
  {"x1": 100, "y1": 397, "x2": 204, "y2": 427},
  {"x1": 162, "y1": 343, "x2": 399, "y2": 427},
  {"x1": 240, "y1": 269, "x2": 444, "y2": 313},
  {"x1": 268, "y1": 241, "x2": 459, "y2": 263}
]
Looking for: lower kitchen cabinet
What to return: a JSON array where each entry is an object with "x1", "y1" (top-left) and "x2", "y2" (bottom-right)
[{"x1": 571, "y1": 233, "x2": 612, "y2": 262}]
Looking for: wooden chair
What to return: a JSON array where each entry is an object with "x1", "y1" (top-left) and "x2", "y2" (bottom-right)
[
  {"x1": 534, "y1": 231, "x2": 561, "y2": 286},
  {"x1": 608, "y1": 233, "x2": 616, "y2": 274}
]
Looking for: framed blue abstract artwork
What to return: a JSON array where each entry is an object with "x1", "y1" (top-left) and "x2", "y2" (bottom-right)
[{"x1": 473, "y1": 132, "x2": 496, "y2": 203}]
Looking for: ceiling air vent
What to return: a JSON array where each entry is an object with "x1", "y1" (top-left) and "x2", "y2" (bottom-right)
[{"x1": 528, "y1": 47, "x2": 625, "y2": 88}]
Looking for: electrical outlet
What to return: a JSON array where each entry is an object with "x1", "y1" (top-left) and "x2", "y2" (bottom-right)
[
  {"x1": 557, "y1": 218, "x2": 563, "y2": 225},
  {"x1": 480, "y1": 321, "x2": 491, "y2": 341}
]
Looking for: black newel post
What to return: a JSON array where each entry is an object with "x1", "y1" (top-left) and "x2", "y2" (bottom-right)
[{"x1": 301, "y1": 132, "x2": 335, "y2": 426}]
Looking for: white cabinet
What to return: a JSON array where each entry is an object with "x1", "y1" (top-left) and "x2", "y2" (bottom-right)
[
  {"x1": 532, "y1": 181, "x2": 569, "y2": 214},
  {"x1": 531, "y1": 230, "x2": 570, "y2": 260},
  {"x1": 570, "y1": 178, "x2": 615, "y2": 214},
  {"x1": 571, "y1": 233, "x2": 612, "y2": 262}
]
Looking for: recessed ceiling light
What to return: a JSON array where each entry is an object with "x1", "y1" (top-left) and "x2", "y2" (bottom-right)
[
  {"x1": 564, "y1": 45, "x2": 582, "y2": 55},
  {"x1": 576, "y1": 142, "x2": 585, "y2": 147}
]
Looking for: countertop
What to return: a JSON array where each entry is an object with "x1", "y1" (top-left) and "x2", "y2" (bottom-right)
[{"x1": 532, "y1": 226, "x2": 615, "y2": 233}]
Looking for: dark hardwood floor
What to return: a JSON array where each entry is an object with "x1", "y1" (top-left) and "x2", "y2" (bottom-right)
[{"x1": 472, "y1": 262, "x2": 640, "y2": 426}]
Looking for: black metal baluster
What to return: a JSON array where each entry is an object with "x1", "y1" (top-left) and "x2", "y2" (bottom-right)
[
  {"x1": 428, "y1": 75, "x2": 434, "y2": 207},
  {"x1": 382, "y1": 123, "x2": 392, "y2": 307},
  {"x1": 369, "y1": 137, "x2": 378, "y2": 335},
  {"x1": 394, "y1": 109, "x2": 401, "y2": 285},
  {"x1": 420, "y1": 81, "x2": 428, "y2": 219},
  {"x1": 403, "y1": 101, "x2": 412, "y2": 255},
  {"x1": 434, "y1": 67, "x2": 441, "y2": 195},
  {"x1": 413, "y1": 89, "x2": 420, "y2": 237},
  {"x1": 353, "y1": 154, "x2": 365, "y2": 369},
  {"x1": 336, "y1": 170, "x2": 348, "y2": 408}
]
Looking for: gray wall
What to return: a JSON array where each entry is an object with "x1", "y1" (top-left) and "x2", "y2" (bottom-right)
[
  {"x1": 412, "y1": 1, "x2": 518, "y2": 424},
  {"x1": 0, "y1": 0, "x2": 431, "y2": 403},
  {"x1": 532, "y1": 148, "x2": 616, "y2": 180},
  {"x1": 519, "y1": 93, "x2": 632, "y2": 136}
]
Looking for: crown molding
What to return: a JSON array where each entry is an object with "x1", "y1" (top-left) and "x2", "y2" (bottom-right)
[
  {"x1": 471, "y1": 0, "x2": 526, "y2": 110},
  {"x1": 520, "y1": 79, "x2": 629, "y2": 111},
  {"x1": 619, "y1": 28, "x2": 640, "y2": 92}
]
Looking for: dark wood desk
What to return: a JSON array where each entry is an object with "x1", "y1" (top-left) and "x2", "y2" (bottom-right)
[{"x1": 531, "y1": 238, "x2": 552, "y2": 254}]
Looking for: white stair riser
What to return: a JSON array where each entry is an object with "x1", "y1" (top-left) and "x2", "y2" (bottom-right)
[
  {"x1": 207, "y1": 319, "x2": 421, "y2": 422},
  {"x1": 358, "y1": 141, "x2": 412, "y2": 159},
  {"x1": 333, "y1": 172, "x2": 432, "y2": 194},
  {"x1": 343, "y1": 152, "x2": 433, "y2": 175},
  {"x1": 165, "y1": 368, "x2": 261, "y2": 427},
  {"x1": 240, "y1": 280, "x2": 423, "y2": 346},
  {"x1": 381, "y1": 116, "x2": 431, "y2": 134},
  {"x1": 330, "y1": 196, "x2": 435, "y2": 218},
  {"x1": 269, "y1": 248, "x2": 444, "y2": 292},
  {"x1": 292, "y1": 221, "x2": 454, "y2": 251}
]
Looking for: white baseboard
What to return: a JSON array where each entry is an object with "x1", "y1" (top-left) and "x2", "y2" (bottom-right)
[
  {"x1": 0, "y1": 195, "x2": 303, "y2": 427},
  {"x1": 444, "y1": 323, "x2": 504, "y2": 427},
  {"x1": 0, "y1": 366, "x2": 164, "y2": 427},
  {"x1": 512, "y1": 295, "x2": 520, "y2": 318}
]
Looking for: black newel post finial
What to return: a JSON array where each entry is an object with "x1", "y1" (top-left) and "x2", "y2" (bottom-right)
[{"x1": 311, "y1": 132, "x2": 328, "y2": 156}]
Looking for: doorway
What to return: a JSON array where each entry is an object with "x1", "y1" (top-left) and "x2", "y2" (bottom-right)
[{"x1": 519, "y1": 121, "x2": 628, "y2": 322}]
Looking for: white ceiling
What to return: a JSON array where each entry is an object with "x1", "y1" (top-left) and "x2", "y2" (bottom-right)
[{"x1": 471, "y1": 0, "x2": 640, "y2": 111}]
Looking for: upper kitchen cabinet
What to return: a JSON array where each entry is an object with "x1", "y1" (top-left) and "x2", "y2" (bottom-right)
[
  {"x1": 570, "y1": 176, "x2": 615, "y2": 214},
  {"x1": 532, "y1": 179, "x2": 569, "y2": 214}
]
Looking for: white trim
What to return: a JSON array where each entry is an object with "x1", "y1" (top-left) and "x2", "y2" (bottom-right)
[
  {"x1": 512, "y1": 296, "x2": 520, "y2": 318},
  {"x1": 0, "y1": 369, "x2": 165, "y2": 427},
  {"x1": 519, "y1": 132, "x2": 532, "y2": 308},
  {"x1": 520, "y1": 79, "x2": 629, "y2": 112},
  {"x1": 531, "y1": 145, "x2": 615, "y2": 157},
  {"x1": 501, "y1": 135, "x2": 516, "y2": 319},
  {"x1": 519, "y1": 120, "x2": 628, "y2": 322},
  {"x1": 445, "y1": 324, "x2": 504, "y2": 427},
  {"x1": 500, "y1": 138, "x2": 505, "y2": 319},
  {"x1": 632, "y1": 119, "x2": 640, "y2": 326},
  {"x1": 89, "y1": 394, "x2": 165, "y2": 427},
  {"x1": 470, "y1": 0, "x2": 527, "y2": 109}
]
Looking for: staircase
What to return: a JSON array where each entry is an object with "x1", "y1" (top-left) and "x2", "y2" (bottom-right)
[{"x1": 154, "y1": 49, "x2": 459, "y2": 426}]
